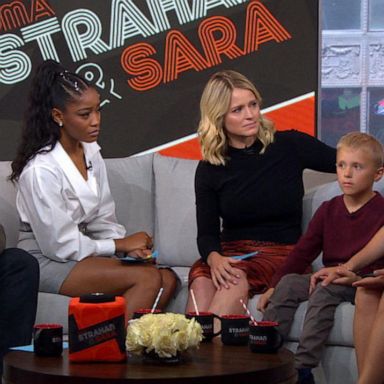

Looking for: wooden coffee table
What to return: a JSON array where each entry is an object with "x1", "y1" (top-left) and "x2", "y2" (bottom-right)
[{"x1": 4, "y1": 340, "x2": 296, "y2": 384}]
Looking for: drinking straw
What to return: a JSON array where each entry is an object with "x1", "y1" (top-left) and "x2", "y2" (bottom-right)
[
  {"x1": 240, "y1": 298, "x2": 257, "y2": 325},
  {"x1": 190, "y1": 289, "x2": 200, "y2": 315},
  {"x1": 151, "y1": 287, "x2": 164, "y2": 313}
]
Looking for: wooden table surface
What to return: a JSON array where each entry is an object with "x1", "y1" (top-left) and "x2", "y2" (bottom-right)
[{"x1": 4, "y1": 340, "x2": 296, "y2": 384}]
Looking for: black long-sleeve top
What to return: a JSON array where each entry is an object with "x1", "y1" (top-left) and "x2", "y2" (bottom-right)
[{"x1": 195, "y1": 130, "x2": 336, "y2": 262}]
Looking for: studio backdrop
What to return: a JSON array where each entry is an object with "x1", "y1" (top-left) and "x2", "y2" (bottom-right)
[{"x1": 0, "y1": 0, "x2": 318, "y2": 160}]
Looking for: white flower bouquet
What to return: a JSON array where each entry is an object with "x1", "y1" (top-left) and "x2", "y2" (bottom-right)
[{"x1": 126, "y1": 313, "x2": 203, "y2": 358}]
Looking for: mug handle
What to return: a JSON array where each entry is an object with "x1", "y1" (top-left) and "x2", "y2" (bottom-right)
[{"x1": 212, "y1": 314, "x2": 222, "y2": 337}]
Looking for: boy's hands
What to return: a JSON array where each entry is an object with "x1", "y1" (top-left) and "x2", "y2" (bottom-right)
[
  {"x1": 309, "y1": 266, "x2": 359, "y2": 294},
  {"x1": 257, "y1": 287, "x2": 274, "y2": 313}
]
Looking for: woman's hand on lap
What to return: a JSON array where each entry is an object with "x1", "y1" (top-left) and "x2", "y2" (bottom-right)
[
  {"x1": 115, "y1": 231, "x2": 153, "y2": 254},
  {"x1": 207, "y1": 252, "x2": 241, "y2": 290},
  {"x1": 353, "y1": 269, "x2": 384, "y2": 289}
]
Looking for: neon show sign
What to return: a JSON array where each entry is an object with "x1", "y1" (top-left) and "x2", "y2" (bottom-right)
[{"x1": 0, "y1": 0, "x2": 291, "y2": 90}]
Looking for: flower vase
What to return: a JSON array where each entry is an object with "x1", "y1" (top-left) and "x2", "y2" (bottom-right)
[{"x1": 143, "y1": 350, "x2": 182, "y2": 364}]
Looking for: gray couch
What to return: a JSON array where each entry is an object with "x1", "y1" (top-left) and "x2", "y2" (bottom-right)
[{"x1": 2, "y1": 152, "x2": 380, "y2": 384}]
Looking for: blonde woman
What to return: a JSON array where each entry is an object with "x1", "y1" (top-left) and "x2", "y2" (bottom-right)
[{"x1": 186, "y1": 70, "x2": 336, "y2": 320}]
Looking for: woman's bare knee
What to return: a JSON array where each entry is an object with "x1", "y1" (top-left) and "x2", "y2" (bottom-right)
[
  {"x1": 157, "y1": 269, "x2": 178, "y2": 309},
  {"x1": 213, "y1": 271, "x2": 248, "y2": 303},
  {"x1": 190, "y1": 276, "x2": 214, "y2": 293},
  {"x1": 186, "y1": 277, "x2": 216, "y2": 312},
  {"x1": 134, "y1": 266, "x2": 162, "y2": 291},
  {"x1": 160, "y1": 268, "x2": 178, "y2": 293}
]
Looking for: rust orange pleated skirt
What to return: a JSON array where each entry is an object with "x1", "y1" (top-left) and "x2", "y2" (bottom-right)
[{"x1": 188, "y1": 240, "x2": 296, "y2": 297}]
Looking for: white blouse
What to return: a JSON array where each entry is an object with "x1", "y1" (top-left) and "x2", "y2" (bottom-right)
[{"x1": 16, "y1": 141, "x2": 126, "y2": 262}]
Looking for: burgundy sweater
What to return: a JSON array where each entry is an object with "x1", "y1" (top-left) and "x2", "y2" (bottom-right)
[{"x1": 271, "y1": 193, "x2": 384, "y2": 287}]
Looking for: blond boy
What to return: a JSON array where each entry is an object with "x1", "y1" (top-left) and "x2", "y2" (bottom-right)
[{"x1": 259, "y1": 132, "x2": 384, "y2": 384}]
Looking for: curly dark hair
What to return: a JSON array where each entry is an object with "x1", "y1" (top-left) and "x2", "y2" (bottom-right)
[{"x1": 10, "y1": 60, "x2": 90, "y2": 182}]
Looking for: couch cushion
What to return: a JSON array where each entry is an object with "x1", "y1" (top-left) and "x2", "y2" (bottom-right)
[
  {"x1": 153, "y1": 154, "x2": 200, "y2": 267},
  {"x1": 35, "y1": 292, "x2": 71, "y2": 334},
  {"x1": 105, "y1": 154, "x2": 154, "y2": 237},
  {"x1": 0, "y1": 161, "x2": 18, "y2": 247},
  {"x1": 321, "y1": 345, "x2": 358, "y2": 383},
  {"x1": 285, "y1": 301, "x2": 354, "y2": 347}
]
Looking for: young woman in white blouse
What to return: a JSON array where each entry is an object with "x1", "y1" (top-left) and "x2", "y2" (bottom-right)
[{"x1": 10, "y1": 60, "x2": 176, "y2": 319}]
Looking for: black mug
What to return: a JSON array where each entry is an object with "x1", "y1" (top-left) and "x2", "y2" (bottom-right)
[
  {"x1": 186, "y1": 311, "x2": 221, "y2": 342},
  {"x1": 249, "y1": 321, "x2": 284, "y2": 353},
  {"x1": 220, "y1": 315, "x2": 250, "y2": 346},
  {"x1": 33, "y1": 323, "x2": 63, "y2": 357}
]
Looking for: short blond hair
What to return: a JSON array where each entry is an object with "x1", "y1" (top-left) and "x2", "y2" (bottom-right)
[
  {"x1": 197, "y1": 70, "x2": 275, "y2": 165},
  {"x1": 337, "y1": 132, "x2": 384, "y2": 168}
]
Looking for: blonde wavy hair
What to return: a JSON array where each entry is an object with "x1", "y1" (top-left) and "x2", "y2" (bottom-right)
[{"x1": 198, "y1": 70, "x2": 275, "y2": 165}]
